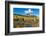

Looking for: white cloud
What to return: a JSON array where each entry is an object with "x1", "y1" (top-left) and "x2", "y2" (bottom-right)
[{"x1": 25, "y1": 9, "x2": 33, "y2": 14}]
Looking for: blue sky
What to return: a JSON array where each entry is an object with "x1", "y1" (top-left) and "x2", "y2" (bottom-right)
[{"x1": 13, "y1": 8, "x2": 39, "y2": 16}]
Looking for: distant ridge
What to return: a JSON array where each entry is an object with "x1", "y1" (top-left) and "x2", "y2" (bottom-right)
[{"x1": 14, "y1": 14, "x2": 37, "y2": 17}]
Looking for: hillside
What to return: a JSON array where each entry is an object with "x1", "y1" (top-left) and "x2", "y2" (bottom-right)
[{"x1": 13, "y1": 14, "x2": 39, "y2": 28}]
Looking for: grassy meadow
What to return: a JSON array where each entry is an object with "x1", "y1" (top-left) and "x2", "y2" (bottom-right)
[{"x1": 13, "y1": 14, "x2": 39, "y2": 28}]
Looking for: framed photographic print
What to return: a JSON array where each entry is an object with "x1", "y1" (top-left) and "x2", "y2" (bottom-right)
[{"x1": 5, "y1": 1, "x2": 45, "y2": 35}]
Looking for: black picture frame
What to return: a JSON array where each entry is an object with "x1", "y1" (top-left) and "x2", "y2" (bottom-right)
[{"x1": 5, "y1": 1, "x2": 45, "y2": 35}]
